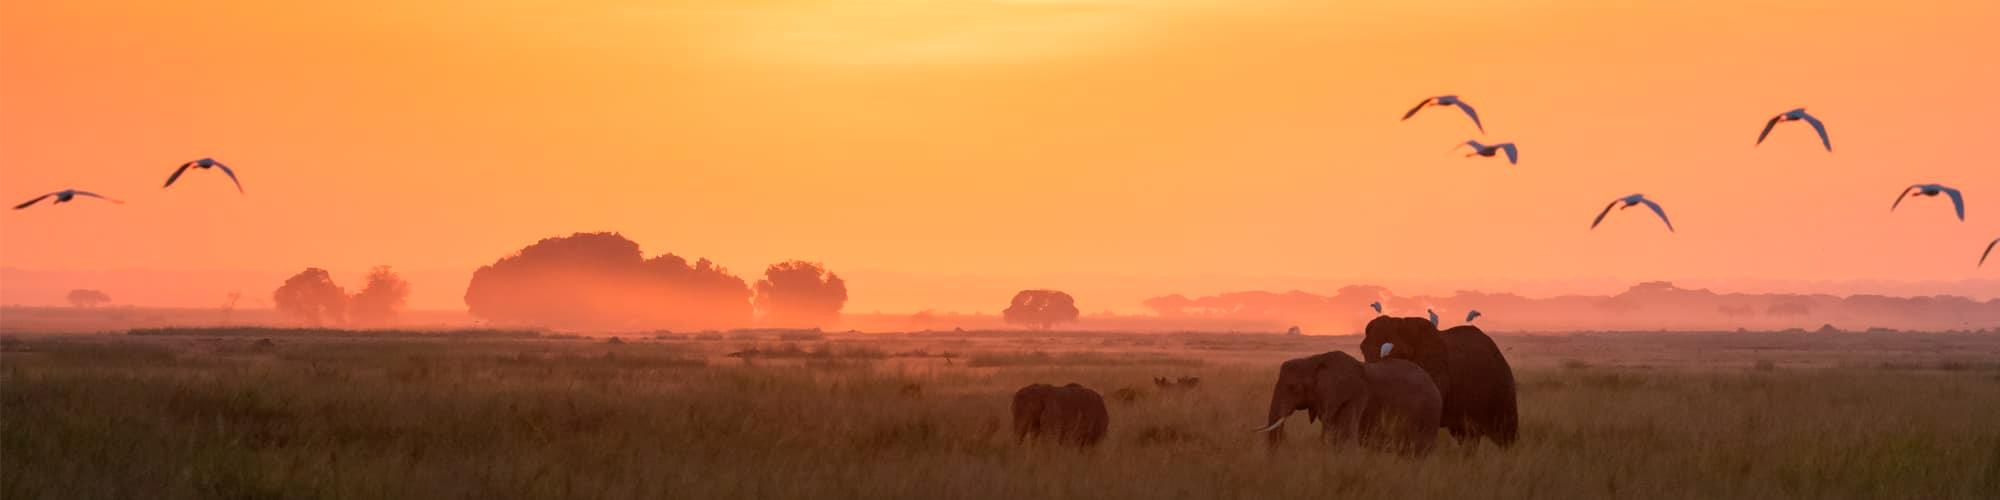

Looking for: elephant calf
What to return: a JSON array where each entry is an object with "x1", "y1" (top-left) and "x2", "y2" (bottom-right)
[
  {"x1": 1257, "y1": 352, "x2": 1442, "y2": 455},
  {"x1": 1012, "y1": 383, "x2": 1109, "y2": 447}
]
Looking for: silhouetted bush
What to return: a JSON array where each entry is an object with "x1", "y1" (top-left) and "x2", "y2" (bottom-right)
[
  {"x1": 463, "y1": 232, "x2": 751, "y2": 330},
  {"x1": 65, "y1": 289, "x2": 111, "y2": 308}
]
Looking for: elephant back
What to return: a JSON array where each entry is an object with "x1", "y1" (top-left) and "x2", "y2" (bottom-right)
[
  {"x1": 1012, "y1": 383, "x2": 1108, "y2": 447},
  {"x1": 1360, "y1": 316, "x2": 1452, "y2": 391}
]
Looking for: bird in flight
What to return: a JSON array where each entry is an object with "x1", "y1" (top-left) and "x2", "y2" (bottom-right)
[
  {"x1": 1370, "y1": 301, "x2": 1383, "y2": 315},
  {"x1": 1427, "y1": 308, "x2": 1439, "y2": 327},
  {"x1": 1891, "y1": 184, "x2": 1965, "y2": 221},
  {"x1": 1459, "y1": 140, "x2": 1519, "y2": 165},
  {"x1": 1466, "y1": 310, "x2": 1483, "y2": 323},
  {"x1": 1402, "y1": 95, "x2": 1484, "y2": 133},
  {"x1": 164, "y1": 157, "x2": 244, "y2": 193},
  {"x1": 1591, "y1": 194, "x2": 1676, "y2": 232},
  {"x1": 13, "y1": 189, "x2": 123, "y2": 210},
  {"x1": 1756, "y1": 108, "x2": 1831, "y2": 152},
  {"x1": 1983, "y1": 238, "x2": 1999, "y2": 267}
]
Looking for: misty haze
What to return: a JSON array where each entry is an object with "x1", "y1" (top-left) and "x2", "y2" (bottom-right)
[{"x1": 5, "y1": 1, "x2": 1999, "y2": 499}]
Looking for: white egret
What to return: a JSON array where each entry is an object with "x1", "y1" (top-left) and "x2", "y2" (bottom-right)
[
  {"x1": 13, "y1": 189, "x2": 123, "y2": 209},
  {"x1": 164, "y1": 157, "x2": 244, "y2": 193},
  {"x1": 1402, "y1": 95, "x2": 1485, "y2": 133},
  {"x1": 1591, "y1": 194, "x2": 1676, "y2": 233}
]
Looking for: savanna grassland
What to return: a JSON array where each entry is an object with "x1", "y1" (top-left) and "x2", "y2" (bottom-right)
[{"x1": 5, "y1": 329, "x2": 1999, "y2": 499}]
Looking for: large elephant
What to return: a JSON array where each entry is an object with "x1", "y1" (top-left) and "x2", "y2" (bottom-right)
[
  {"x1": 1011, "y1": 383, "x2": 1109, "y2": 447},
  {"x1": 1256, "y1": 352, "x2": 1442, "y2": 455},
  {"x1": 1361, "y1": 316, "x2": 1518, "y2": 447}
]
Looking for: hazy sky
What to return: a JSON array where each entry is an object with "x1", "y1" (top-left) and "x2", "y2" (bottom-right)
[{"x1": 2, "y1": 0, "x2": 1996, "y2": 311}]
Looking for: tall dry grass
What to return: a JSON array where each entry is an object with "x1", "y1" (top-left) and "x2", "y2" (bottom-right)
[{"x1": 3, "y1": 332, "x2": 1998, "y2": 499}]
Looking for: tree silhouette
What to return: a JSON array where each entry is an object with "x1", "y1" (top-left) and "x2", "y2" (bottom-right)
[
  {"x1": 753, "y1": 260, "x2": 847, "y2": 328},
  {"x1": 349, "y1": 266, "x2": 411, "y2": 326},
  {"x1": 1003, "y1": 290, "x2": 1080, "y2": 330},
  {"x1": 464, "y1": 232, "x2": 751, "y2": 330},
  {"x1": 66, "y1": 289, "x2": 110, "y2": 308},
  {"x1": 273, "y1": 268, "x2": 347, "y2": 326}
]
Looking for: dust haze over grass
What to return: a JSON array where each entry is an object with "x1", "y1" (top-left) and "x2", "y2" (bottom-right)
[{"x1": 4, "y1": 330, "x2": 2000, "y2": 499}]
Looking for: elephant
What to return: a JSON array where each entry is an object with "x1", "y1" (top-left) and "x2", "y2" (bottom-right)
[
  {"x1": 1361, "y1": 316, "x2": 1518, "y2": 447},
  {"x1": 1011, "y1": 383, "x2": 1109, "y2": 447},
  {"x1": 1257, "y1": 351, "x2": 1442, "y2": 455}
]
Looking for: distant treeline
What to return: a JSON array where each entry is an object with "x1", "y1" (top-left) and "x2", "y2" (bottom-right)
[
  {"x1": 127, "y1": 327, "x2": 543, "y2": 339},
  {"x1": 1143, "y1": 281, "x2": 2000, "y2": 332},
  {"x1": 464, "y1": 232, "x2": 846, "y2": 331}
]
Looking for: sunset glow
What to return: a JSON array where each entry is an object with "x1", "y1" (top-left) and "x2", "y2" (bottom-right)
[{"x1": 3, "y1": 0, "x2": 1996, "y2": 312}]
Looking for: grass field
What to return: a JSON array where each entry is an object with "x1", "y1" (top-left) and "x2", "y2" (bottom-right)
[{"x1": 5, "y1": 330, "x2": 1999, "y2": 499}]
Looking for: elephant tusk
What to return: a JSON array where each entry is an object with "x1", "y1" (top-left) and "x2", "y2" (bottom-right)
[
  {"x1": 1379, "y1": 342, "x2": 1395, "y2": 358},
  {"x1": 1253, "y1": 419, "x2": 1285, "y2": 433}
]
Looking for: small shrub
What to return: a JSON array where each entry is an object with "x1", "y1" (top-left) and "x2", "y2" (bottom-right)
[
  {"x1": 1109, "y1": 387, "x2": 1144, "y2": 404},
  {"x1": 1129, "y1": 425, "x2": 1207, "y2": 447}
]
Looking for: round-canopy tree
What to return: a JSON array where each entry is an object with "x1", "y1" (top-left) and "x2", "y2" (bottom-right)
[
  {"x1": 753, "y1": 260, "x2": 847, "y2": 328},
  {"x1": 273, "y1": 268, "x2": 347, "y2": 326},
  {"x1": 1003, "y1": 289, "x2": 1080, "y2": 330},
  {"x1": 349, "y1": 266, "x2": 411, "y2": 326}
]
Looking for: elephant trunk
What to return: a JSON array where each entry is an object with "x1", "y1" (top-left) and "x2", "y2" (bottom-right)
[{"x1": 1262, "y1": 393, "x2": 1292, "y2": 447}]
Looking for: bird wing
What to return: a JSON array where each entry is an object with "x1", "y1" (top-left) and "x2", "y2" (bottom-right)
[
  {"x1": 163, "y1": 163, "x2": 192, "y2": 188},
  {"x1": 1402, "y1": 98, "x2": 1433, "y2": 120},
  {"x1": 13, "y1": 193, "x2": 54, "y2": 210},
  {"x1": 1454, "y1": 101, "x2": 1485, "y2": 133},
  {"x1": 1801, "y1": 113, "x2": 1831, "y2": 151},
  {"x1": 1983, "y1": 238, "x2": 1999, "y2": 267},
  {"x1": 1891, "y1": 185, "x2": 1919, "y2": 211},
  {"x1": 1500, "y1": 143, "x2": 1518, "y2": 164},
  {"x1": 1639, "y1": 198, "x2": 1676, "y2": 232},
  {"x1": 1590, "y1": 200, "x2": 1620, "y2": 229},
  {"x1": 1756, "y1": 115, "x2": 1780, "y2": 145},
  {"x1": 71, "y1": 191, "x2": 125, "y2": 204},
  {"x1": 216, "y1": 163, "x2": 245, "y2": 193},
  {"x1": 1943, "y1": 186, "x2": 1965, "y2": 221}
]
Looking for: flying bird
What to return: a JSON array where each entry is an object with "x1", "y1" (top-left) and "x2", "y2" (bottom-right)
[
  {"x1": 1370, "y1": 301, "x2": 1383, "y2": 315},
  {"x1": 1402, "y1": 95, "x2": 1485, "y2": 133},
  {"x1": 164, "y1": 157, "x2": 244, "y2": 193},
  {"x1": 1466, "y1": 310, "x2": 1482, "y2": 323},
  {"x1": 13, "y1": 189, "x2": 123, "y2": 210},
  {"x1": 1591, "y1": 194, "x2": 1676, "y2": 233},
  {"x1": 1890, "y1": 184, "x2": 1965, "y2": 221},
  {"x1": 1756, "y1": 108, "x2": 1831, "y2": 152},
  {"x1": 1459, "y1": 140, "x2": 1518, "y2": 165},
  {"x1": 1983, "y1": 237, "x2": 1999, "y2": 267},
  {"x1": 1427, "y1": 309, "x2": 1439, "y2": 327}
]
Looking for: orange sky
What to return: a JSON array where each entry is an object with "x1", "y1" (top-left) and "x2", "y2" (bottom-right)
[{"x1": 2, "y1": 0, "x2": 1996, "y2": 312}]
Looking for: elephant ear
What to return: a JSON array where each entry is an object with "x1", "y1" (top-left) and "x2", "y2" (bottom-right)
[{"x1": 1313, "y1": 352, "x2": 1367, "y2": 420}]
